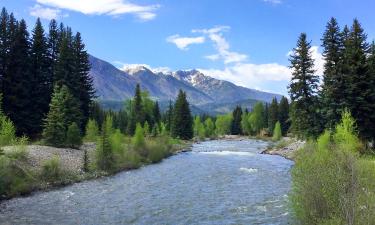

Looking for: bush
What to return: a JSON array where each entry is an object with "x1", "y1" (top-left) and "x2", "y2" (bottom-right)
[
  {"x1": 146, "y1": 138, "x2": 170, "y2": 163},
  {"x1": 0, "y1": 115, "x2": 16, "y2": 147},
  {"x1": 41, "y1": 156, "x2": 61, "y2": 182},
  {"x1": 6, "y1": 136, "x2": 29, "y2": 161},
  {"x1": 132, "y1": 123, "x2": 146, "y2": 156},
  {"x1": 95, "y1": 128, "x2": 115, "y2": 171},
  {"x1": 272, "y1": 121, "x2": 282, "y2": 141},
  {"x1": 84, "y1": 119, "x2": 99, "y2": 142},
  {"x1": 290, "y1": 111, "x2": 375, "y2": 225},
  {"x1": 66, "y1": 123, "x2": 82, "y2": 149},
  {"x1": 83, "y1": 149, "x2": 89, "y2": 172}
]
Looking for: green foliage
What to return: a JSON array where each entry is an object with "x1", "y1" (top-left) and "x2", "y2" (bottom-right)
[
  {"x1": 268, "y1": 98, "x2": 279, "y2": 134},
  {"x1": 66, "y1": 122, "x2": 82, "y2": 149},
  {"x1": 83, "y1": 149, "x2": 89, "y2": 172},
  {"x1": 272, "y1": 121, "x2": 282, "y2": 141},
  {"x1": 241, "y1": 112, "x2": 252, "y2": 135},
  {"x1": 84, "y1": 119, "x2": 99, "y2": 142},
  {"x1": 0, "y1": 112, "x2": 16, "y2": 146},
  {"x1": 193, "y1": 116, "x2": 205, "y2": 139},
  {"x1": 145, "y1": 137, "x2": 170, "y2": 163},
  {"x1": 143, "y1": 121, "x2": 150, "y2": 136},
  {"x1": 215, "y1": 113, "x2": 232, "y2": 135},
  {"x1": 110, "y1": 129, "x2": 125, "y2": 156},
  {"x1": 104, "y1": 115, "x2": 114, "y2": 136},
  {"x1": 204, "y1": 118, "x2": 215, "y2": 138},
  {"x1": 41, "y1": 156, "x2": 61, "y2": 182},
  {"x1": 290, "y1": 112, "x2": 375, "y2": 225},
  {"x1": 289, "y1": 33, "x2": 321, "y2": 139},
  {"x1": 230, "y1": 106, "x2": 242, "y2": 135},
  {"x1": 249, "y1": 102, "x2": 265, "y2": 135},
  {"x1": 171, "y1": 90, "x2": 193, "y2": 140},
  {"x1": 95, "y1": 124, "x2": 115, "y2": 171},
  {"x1": 278, "y1": 96, "x2": 290, "y2": 136},
  {"x1": 43, "y1": 85, "x2": 82, "y2": 148},
  {"x1": 132, "y1": 123, "x2": 146, "y2": 156}
]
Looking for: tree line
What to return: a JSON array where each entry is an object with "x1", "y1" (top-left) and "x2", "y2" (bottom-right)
[
  {"x1": 192, "y1": 96, "x2": 290, "y2": 140},
  {"x1": 289, "y1": 17, "x2": 375, "y2": 144},
  {"x1": 0, "y1": 7, "x2": 94, "y2": 139}
]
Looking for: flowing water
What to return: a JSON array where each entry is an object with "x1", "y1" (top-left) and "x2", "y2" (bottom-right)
[{"x1": 0, "y1": 139, "x2": 294, "y2": 225}]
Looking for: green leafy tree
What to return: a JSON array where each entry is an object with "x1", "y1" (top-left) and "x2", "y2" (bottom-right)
[
  {"x1": 171, "y1": 90, "x2": 193, "y2": 140},
  {"x1": 215, "y1": 113, "x2": 232, "y2": 135},
  {"x1": 143, "y1": 121, "x2": 150, "y2": 136},
  {"x1": 96, "y1": 124, "x2": 114, "y2": 171},
  {"x1": 289, "y1": 33, "x2": 321, "y2": 138},
  {"x1": 204, "y1": 118, "x2": 215, "y2": 138},
  {"x1": 272, "y1": 121, "x2": 282, "y2": 141},
  {"x1": 66, "y1": 122, "x2": 82, "y2": 149},
  {"x1": 241, "y1": 112, "x2": 252, "y2": 135},
  {"x1": 249, "y1": 102, "x2": 265, "y2": 135},
  {"x1": 132, "y1": 123, "x2": 146, "y2": 157},
  {"x1": 0, "y1": 94, "x2": 15, "y2": 146}
]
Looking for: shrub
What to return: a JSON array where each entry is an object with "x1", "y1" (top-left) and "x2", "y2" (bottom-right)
[
  {"x1": 290, "y1": 111, "x2": 375, "y2": 225},
  {"x1": 95, "y1": 128, "x2": 115, "y2": 171},
  {"x1": 110, "y1": 129, "x2": 125, "y2": 156},
  {"x1": 6, "y1": 136, "x2": 29, "y2": 161},
  {"x1": 66, "y1": 123, "x2": 82, "y2": 149},
  {"x1": 132, "y1": 123, "x2": 146, "y2": 156},
  {"x1": 41, "y1": 156, "x2": 61, "y2": 182},
  {"x1": 84, "y1": 119, "x2": 99, "y2": 142},
  {"x1": 83, "y1": 149, "x2": 89, "y2": 172},
  {"x1": 143, "y1": 121, "x2": 150, "y2": 136},
  {"x1": 0, "y1": 115, "x2": 16, "y2": 147},
  {"x1": 146, "y1": 138, "x2": 169, "y2": 163},
  {"x1": 272, "y1": 121, "x2": 282, "y2": 141}
]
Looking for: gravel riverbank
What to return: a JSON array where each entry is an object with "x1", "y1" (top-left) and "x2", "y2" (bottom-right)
[{"x1": 261, "y1": 137, "x2": 305, "y2": 160}]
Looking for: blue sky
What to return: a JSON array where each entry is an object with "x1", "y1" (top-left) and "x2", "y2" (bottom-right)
[{"x1": 1, "y1": 0, "x2": 374, "y2": 95}]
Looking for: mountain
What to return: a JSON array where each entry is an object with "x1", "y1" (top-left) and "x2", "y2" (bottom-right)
[{"x1": 89, "y1": 55, "x2": 283, "y2": 114}]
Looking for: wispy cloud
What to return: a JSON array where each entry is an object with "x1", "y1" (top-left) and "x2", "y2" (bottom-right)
[
  {"x1": 263, "y1": 0, "x2": 282, "y2": 5},
  {"x1": 34, "y1": 0, "x2": 160, "y2": 21},
  {"x1": 193, "y1": 26, "x2": 248, "y2": 64},
  {"x1": 166, "y1": 35, "x2": 205, "y2": 50},
  {"x1": 29, "y1": 4, "x2": 66, "y2": 20}
]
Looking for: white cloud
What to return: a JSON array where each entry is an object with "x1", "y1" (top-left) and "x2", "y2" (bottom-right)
[
  {"x1": 29, "y1": 4, "x2": 65, "y2": 20},
  {"x1": 35, "y1": 0, "x2": 159, "y2": 21},
  {"x1": 263, "y1": 0, "x2": 282, "y2": 4},
  {"x1": 166, "y1": 35, "x2": 205, "y2": 50},
  {"x1": 193, "y1": 26, "x2": 248, "y2": 64},
  {"x1": 311, "y1": 45, "x2": 324, "y2": 76}
]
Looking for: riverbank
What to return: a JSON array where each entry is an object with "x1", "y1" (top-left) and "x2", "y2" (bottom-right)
[
  {"x1": 0, "y1": 138, "x2": 192, "y2": 201},
  {"x1": 261, "y1": 137, "x2": 305, "y2": 160}
]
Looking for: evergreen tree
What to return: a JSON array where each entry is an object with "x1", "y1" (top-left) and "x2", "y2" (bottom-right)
[
  {"x1": 263, "y1": 103, "x2": 269, "y2": 130},
  {"x1": 47, "y1": 19, "x2": 59, "y2": 72},
  {"x1": 29, "y1": 18, "x2": 53, "y2": 136},
  {"x1": 165, "y1": 100, "x2": 173, "y2": 134},
  {"x1": 153, "y1": 101, "x2": 161, "y2": 125},
  {"x1": 66, "y1": 122, "x2": 82, "y2": 149},
  {"x1": 288, "y1": 33, "x2": 321, "y2": 138},
  {"x1": 0, "y1": 8, "x2": 9, "y2": 91},
  {"x1": 84, "y1": 119, "x2": 99, "y2": 142},
  {"x1": 171, "y1": 90, "x2": 193, "y2": 140},
  {"x1": 230, "y1": 106, "x2": 242, "y2": 135},
  {"x1": 2, "y1": 19, "x2": 32, "y2": 136},
  {"x1": 343, "y1": 19, "x2": 373, "y2": 141},
  {"x1": 320, "y1": 18, "x2": 345, "y2": 129},
  {"x1": 127, "y1": 84, "x2": 144, "y2": 135},
  {"x1": 278, "y1": 96, "x2": 290, "y2": 136},
  {"x1": 268, "y1": 98, "x2": 279, "y2": 134},
  {"x1": 96, "y1": 123, "x2": 114, "y2": 171},
  {"x1": 72, "y1": 32, "x2": 94, "y2": 129},
  {"x1": 43, "y1": 85, "x2": 82, "y2": 147},
  {"x1": 367, "y1": 41, "x2": 375, "y2": 142}
]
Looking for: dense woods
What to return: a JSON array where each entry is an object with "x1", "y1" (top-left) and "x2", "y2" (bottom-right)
[{"x1": 289, "y1": 18, "x2": 375, "y2": 225}]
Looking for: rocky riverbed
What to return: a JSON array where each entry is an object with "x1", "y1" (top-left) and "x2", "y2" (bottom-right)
[{"x1": 261, "y1": 137, "x2": 305, "y2": 160}]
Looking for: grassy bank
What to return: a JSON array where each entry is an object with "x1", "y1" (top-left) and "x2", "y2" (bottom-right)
[{"x1": 0, "y1": 136, "x2": 191, "y2": 201}]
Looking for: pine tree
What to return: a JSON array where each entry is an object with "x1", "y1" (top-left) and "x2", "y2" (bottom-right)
[
  {"x1": 268, "y1": 98, "x2": 279, "y2": 134},
  {"x1": 320, "y1": 18, "x2": 345, "y2": 129},
  {"x1": 84, "y1": 119, "x2": 99, "y2": 142},
  {"x1": 367, "y1": 41, "x2": 375, "y2": 142},
  {"x1": 278, "y1": 96, "x2": 290, "y2": 136},
  {"x1": 127, "y1": 84, "x2": 144, "y2": 135},
  {"x1": 96, "y1": 123, "x2": 114, "y2": 171},
  {"x1": 153, "y1": 101, "x2": 161, "y2": 125},
  {"x1": 171, "y1": 90, "x2": 193, "y2": 140},
  {"x1": 2, "y1": 19, "x2": 32, "y2": 136},
  {"x1": 48, "y1": 19, "x2": 59, "y2": 72},
  {"x1": 29, "y1": 18, "x2": 53, "y2": 136},
  {"x1": 165, "y1": 100, "x2": 173, "y2": 134},
  {"x1": 343, "y1": 19, "x2": 372, "y2": 141},
  {"x1": 231, "y1": 106, "x2": 242, "y2": 135},
  {"x1": 0, "y1": 8, "x2": 9, "y2": 91},
  {"x1": 288, "y1": 33, "x2": 321, "y2": 138},
  {"x1": 43, "y1": 85, "x2": 82, "y2": 147},
  {"x1": 72, "y1": 32, "x2": 94, "y2": 130},
  {"x1": 66, "y1": 122, "x2": 82, "y2": 149}
]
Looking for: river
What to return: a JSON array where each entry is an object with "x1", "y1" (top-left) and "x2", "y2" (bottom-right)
[{"x1": 0, "y1": 139, "x2": 294, "y2": 225}]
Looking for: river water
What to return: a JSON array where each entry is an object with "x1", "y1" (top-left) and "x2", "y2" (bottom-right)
[{"x1": 0, "y1": 139, "x2": 294, "y2": 225}]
